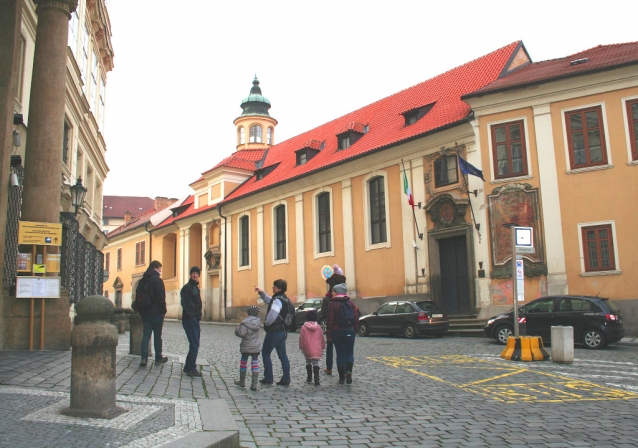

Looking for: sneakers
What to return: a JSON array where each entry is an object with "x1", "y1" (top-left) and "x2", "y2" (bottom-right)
[
  {"x1": 139, "y1": 359, "x2": 147, "y2": 367},
  {"x1": 187, "y1": 370, "x2": 202, "y2": 377},
  {"x1": 155, "y1": 356, "x2": 168, "y2": 364}
]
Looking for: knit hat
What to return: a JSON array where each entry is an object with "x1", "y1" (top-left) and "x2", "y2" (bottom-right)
[
  {"x1": 190, "y1": 266, "x2": 201, "y2": 275},
  {"x1": 306, "y1": 310, "x2": 317, "y2": 322},
  {"x1": 327, "y1": 273, "x2": 346, "y2": 287},
  {"x1": 247, "y1": 306, "x2": 260, "y2": 317},
  {"x1": 333, "y1": 264, "x2": 344, "y2": 276},
  {"x1": 332, "y1": 283, "x2": 348, "y2": 295}
]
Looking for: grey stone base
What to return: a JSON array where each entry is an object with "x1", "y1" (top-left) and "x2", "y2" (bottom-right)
[
  {"x1": 60, "y1": 405, "x2": 127, "y2": 419},
  {"x1": 162, "y1": 399, "x2": 238, "y2": 448}
]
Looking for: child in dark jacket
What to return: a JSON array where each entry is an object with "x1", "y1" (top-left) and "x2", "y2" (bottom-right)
[
  {"x1": 298, "y1": 310, "x2": 326, "y2": 385},
  {"x1": 326, "y1": 283, "x2": 360, "y2": 385},
  {"x1": 234, "y1": 306, "x2": 262, "y2": 391}
]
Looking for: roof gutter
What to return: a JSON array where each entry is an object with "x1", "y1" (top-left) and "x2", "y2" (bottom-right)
[
  {"x1": 144, "y1": 222, "x2": 153, "y2": 261},
  {"x1": 217, "y1": 203, "x2": 228, "y2": 321}
]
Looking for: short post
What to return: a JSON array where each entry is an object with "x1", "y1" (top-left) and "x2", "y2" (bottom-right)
[
  {"x1": 115, "y1": 307, "x2": 126, "y2": 334},
  {"x1": 551, "y1": 326, "x2": 574, "y2": 364},
  {"x1": 62, "y1": 295, "x2": 126, "y2": 419},
  {"x1": 124, "y1": 308, "x2": 133, "y2": 331},
  {"x1": 129, "y1": 312, "x2": 151, "y2": 357}
]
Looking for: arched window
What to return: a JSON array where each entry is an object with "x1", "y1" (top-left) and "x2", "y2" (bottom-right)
[
  {"x1": 368, "y1": 176, "x2": 387, "y2": 244},
  {"x1": 238, "y1": 127, "x2": 245, "y2": 145},
  {"x1": 274, "y1": 204, "x2": 286, "y2": 260},
  {"x1": 317, "y1": 192, "x2": 331, "y2": 253},
  {"x1": 267, "y1": 127, "x2": 273, "y2": 145},
  {"x1": 249, "y1": 125, "x2": 262, "y2": 143},
  {"x1": 239, "y1": 215, "x2": 249, "y2": 267}
]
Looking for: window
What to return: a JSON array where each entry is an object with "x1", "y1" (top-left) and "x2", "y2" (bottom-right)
[
  {"x1": 16, "y1": 36, "x2": 26, "y2": 103},
  {"x1": 396, "y1": 303, "x2": 413, "y2": 314},
  {"x1": 99, "y1": 77, "x2": 105, "y2": 129},
  {"x1": 116, "y1": 248, "x2": 122, "y2": 270},
  {"x1": 81, "y1": 26, "x2": 89, "y2": 81},
  {"x1": 91, "y1": 52, "x2": 98, "y2": 108},
  {"x1": 558, "y1": 298, "x2": 593, "y2": 312},
  {"x1": 275, "y1": 205, "x2": 286, "y2": 260},
  {"x1": 240, "y1": 215, "x2": 249, "y2": 267},
  {"x1": 491, "y1": 120, "x2": 527, "y2": 178},
  {"x1": 405, "y1": 112, "x2": 418, "y2": 126},
  {"x1": 317, "y1": 192, "x2": 331, "y2": 253},
  {"x1": 434, "y1": 155, "x2": 458, "y2": 187},
  {"x1": 377, "y1": 303, "x2": 396, "y2": 315},
  {"x1": 238, "y1": 127, "x2": 245, "y2": 144},
  {"x1": 565, "y1": 106, "x2": 607, "y2": 168},
  {"x1": 296, "y1": 151, "x2": 307, "y2": 166},
  {"x1": 524, "y1": 298, "x2": 555, "y2": 313},
  {"x1": 62, "y1": 121, "x2": 70, "y2": 166},
  {"x1": 369, "y1": 176, "x2": 387, "y2": 244},
  {"x1": 626, "y1": 99, "x2": 638, "y2": 161},
  {"x1": 267, "y1": 127, "x2": 273, "y2": 145},
  {"x1": 105, "y1": 252, "x2": 110, "y2": 271},
  {"x1": 68, "y1": 11, "x2": 79, "y2": 57},
  {"x1": 582, "y1": 224, "x2": 615, "y2": 272},
  {"x1": 256, "y1": 171, "x2": 264, "y2": 181},
  {"x1": 135, "y1": 241, "x2": 146, "y2": 266},
  {"x1": 402, "y1": 104, "x2": 434, "y2": 126},
  {"x1": 339, "y1": 134, "x2": 351, "y2": 150},
  {"x1": 249, "y1": 125, "x2": 262, "y2": 143}
]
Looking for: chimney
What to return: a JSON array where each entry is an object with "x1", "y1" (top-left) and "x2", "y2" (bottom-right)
[
  {"x1": 155, "y1": 197, "x2": 179, "y2": 211},
  {"x1": 124, "y1": 210, "x2": 131, "y2": 225}
]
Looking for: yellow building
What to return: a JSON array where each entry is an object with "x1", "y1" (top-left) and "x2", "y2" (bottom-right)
[{"x1": 105, "y1": 42, "x2": 638, "y2": 337}]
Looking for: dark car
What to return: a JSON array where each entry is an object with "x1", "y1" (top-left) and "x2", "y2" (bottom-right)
[
  {"x1": 358, "y1": 301, "x2": 449, "y2": 338},
  {"x1": 484, "y1": 295, "x2": 625, "y2": 349},
  {"x1": 293, "y1": 298, "x2": 326, "y2": 332}
]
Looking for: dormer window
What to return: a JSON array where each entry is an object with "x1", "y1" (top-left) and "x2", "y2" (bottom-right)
[
  {"x1": 297, "y1": 151, "x2": 307, "y2": 166},
  {"x1": 254, "y1": 163, "x2": 279, "y2": 181},
  {"x1": 295, "y1": 144, "x2": 320, "y2": 166},
  {"x1": 337, "y1": 122, "x2": 366, "y2": 151},
  {"x1": 256, "y1": 171, "x2": 264, "y2": 180},
  {"x1": 339, "y1": 135, "x2": 351, "y2": 150},
  {"x1": 402, "y1": 103, "x2": 434, "y2": 127}
]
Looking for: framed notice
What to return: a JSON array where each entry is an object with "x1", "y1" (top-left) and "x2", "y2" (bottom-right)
[{"x1": 16, "y1": 277, "x2": 61, "y2": 298}]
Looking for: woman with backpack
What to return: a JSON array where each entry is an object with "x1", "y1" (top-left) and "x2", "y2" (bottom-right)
[
  {"x1": 326, "y1": 283, "x2": 360, "y2": 385},
  {"x1": 254, "y1": 279, "x2": 291, "y2": 386}
]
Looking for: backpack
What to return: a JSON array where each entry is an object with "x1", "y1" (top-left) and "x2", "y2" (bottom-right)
[
  {"x1": 278, "y1": 296, "x2": 297, "y2": 332},
  {"x1": 132, "y1": 279, "x2": 153, "y2": 312},
  {"x1": 338, "y1": 300, "x2": 356, "y2": 328}
]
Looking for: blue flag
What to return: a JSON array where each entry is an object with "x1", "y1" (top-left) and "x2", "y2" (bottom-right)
[{"x1": 458, "y1": 155, "x2": 485, "y2": 181}]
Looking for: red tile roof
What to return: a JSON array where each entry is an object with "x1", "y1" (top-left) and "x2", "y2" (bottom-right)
[
  {"x1": 103, "y1": 196, "x2": 154, "y2": 218},
  {"x1": 151, "y1": 195, "x2": 219, "y2": 230},
  {"x1": 220, "y1": 41, "x2": 520, "y2": 204},
  {"x1": 466, "y1": 41, "x2": 638, "y2": 98},
  {"x1": 192, "y1": 149, "x2": 267, "y2": 184},
  {"x1": 106, "y1": 206, "x2": 156, "y2": 238}
]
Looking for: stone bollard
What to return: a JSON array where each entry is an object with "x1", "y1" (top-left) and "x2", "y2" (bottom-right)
[
  {"x1": 116, "y1": 307, "x2": 126, "y2": 334},
  {"x1": 129, "y1": 312, "x2": 152, "y2": 357},
  {"x1": 61, "y1": 295, "x2": 126, "y2": 419},
  {"x1": 124, "y1": 308, "x2": 133, "y2": 331},
  {"x1": 551, "y1": 326, "x2": 574, "y2": 364}
]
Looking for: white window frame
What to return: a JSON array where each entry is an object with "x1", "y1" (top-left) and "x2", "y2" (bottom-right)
[
  {"x1": 312, "y1": 187, "x2": 335, "y2": 259},
  {"x1": 487, "y1": 116, "x2": 533, "y2": 183},
  {"x1": 237, "y1": 213, "x2": 251, "y2": 271},
  {"x1": 267, "y1": 127, "x2": 273, "y2": 145},
  {"x1": 561, "y1": 101, "x2": 613, "y2": 174},
  {"x1": 271, "y1": 201, "x2": 289, "y2": 265},
  {"x1": 621, "y1": 95, "x2": 638, "y2": 165},
  {"x1": 81, "y1": 25, "x2": 89, "y2": 82},
  {"x1": 363, "y1": 171, "x2": 391, "y2": 251},
  {"x1": 238, "y1": 126, "x2": 245, "y2": 145},
  {"x1": 576, "y1": 220, "x2": 621, "y2": 276},
  {"x1": 250, "y1": 124, "x2": 263, "y2": 143}
]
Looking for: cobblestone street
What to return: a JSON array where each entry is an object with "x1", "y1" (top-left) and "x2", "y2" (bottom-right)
[{"x1": 2, "y1": 321, "x2": 638, "y2": 447}]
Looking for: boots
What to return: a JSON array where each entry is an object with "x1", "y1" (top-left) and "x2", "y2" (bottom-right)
[
  {"x1": 250, "y1": 371, "x2": 259, "y2": 391},
  {"x1": 313, "y1": 366, "x2": 320, "y2": 386},
  {"x1": 337, "y1": 366, "x2": 346, "y2": 385},
  {"x1": 346, "y1": 362, "x2": 353, "y2": 384},
  {"x1": 234, "y1": 370, "x2": 246, "y2": 387},
  {"x1": 306, "y1": 365, "x2": 313, "y2": 383}
]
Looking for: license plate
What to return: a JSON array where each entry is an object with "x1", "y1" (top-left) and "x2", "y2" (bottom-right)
[{"x1": 432, "y1": 314, "x2": 443, "y2": 318}]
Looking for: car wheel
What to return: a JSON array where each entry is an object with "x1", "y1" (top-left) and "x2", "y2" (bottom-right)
[
  {"x1": 359, "y1": 322, "x2": 370, "y2": 337},
  {"x1": 495, "y1": 325, "x2": 513, "y2": 345},
  {"x1": 318, "y1": 318, "x2": 327, "y2": 333},
  {"x1": 583, "y1": 328, "x2": 606, "y2": 349},
  {"x1": 404, "y1": 323, "x2": 417, "y2": 339}
]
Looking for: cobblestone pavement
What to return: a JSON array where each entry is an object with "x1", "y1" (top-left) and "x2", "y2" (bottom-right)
[{"x1": 2, "y1": 321, "x2": 638, "y2": 447}]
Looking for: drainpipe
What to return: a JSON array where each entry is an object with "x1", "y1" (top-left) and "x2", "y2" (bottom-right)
[
  {"x1": 217, "y1": 204, "x2": 227, "y2": 321},
  {"x1": 145, "y1": 222, "x2": 152, "y2": 261}
]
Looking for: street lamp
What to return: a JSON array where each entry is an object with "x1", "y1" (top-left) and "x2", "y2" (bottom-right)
[{"x1": 70, "y1": 177, "x2": 87, "y2": 215}]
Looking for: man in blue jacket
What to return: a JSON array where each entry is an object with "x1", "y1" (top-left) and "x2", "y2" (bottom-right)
[
  {"x1": 181, "y1": 266, "x2": 203, "y2": 377},
  {"x1": 138, "y1": 260, "x2": 168, "y2": 367}
]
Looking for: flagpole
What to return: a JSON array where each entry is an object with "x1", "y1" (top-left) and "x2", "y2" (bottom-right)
[{"x1": 401, "y1": 159, "x2": 422, "y2": 240}]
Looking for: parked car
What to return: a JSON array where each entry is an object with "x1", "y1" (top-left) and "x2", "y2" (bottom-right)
[
  {"x1": 292, "y1": 298, "x2": 326, "y2": 332},
  {"x1": 358, "y1": 301, "x2": 449, "y2": 338},
  {"x1": 484, "y1": 295, "x2": 625, "y2": 349}
]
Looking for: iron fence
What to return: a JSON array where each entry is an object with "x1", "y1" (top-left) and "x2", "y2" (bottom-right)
[{"x1": 3, "y1": 164, "x2": 24, "y2": 286}]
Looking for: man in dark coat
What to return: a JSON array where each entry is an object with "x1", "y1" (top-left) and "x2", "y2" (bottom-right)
[
  {"x1": 181, "y1": 266, "x2": 203, "y2": 377},
  {"x1": 138, "y1": 260, "x2": 168, "y2": 367}
]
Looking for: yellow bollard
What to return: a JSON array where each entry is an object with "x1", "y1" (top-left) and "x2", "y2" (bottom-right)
[
  {"x1": 529, "y1": 336, "x2": 551, "y2": 361},
  {"x1": 500, "y1": 336, "x2": 521, "y2": 360},
  {"x1": 501, "y1": 336, "x2": 550, "y2": 362}
]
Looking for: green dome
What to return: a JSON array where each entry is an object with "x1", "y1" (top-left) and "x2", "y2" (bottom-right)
[{"x1": 240, "y1": 76, "x2": 271, "y2": 117}]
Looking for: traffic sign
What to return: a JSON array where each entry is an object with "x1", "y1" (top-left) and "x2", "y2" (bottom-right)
[
  {"x1": 515, "y1": 227, "x2": 533, "y2": 247},
  {"x1": 18, "y1": 221, "x2": 62, "y2": 246}
]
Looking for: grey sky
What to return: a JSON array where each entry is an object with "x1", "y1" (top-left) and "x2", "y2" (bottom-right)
[{"x1": 103, "y1": 0, "x2": 636, "y2": 198}]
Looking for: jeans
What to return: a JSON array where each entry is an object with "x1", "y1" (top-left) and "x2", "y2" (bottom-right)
[
  {"x1": 261, "y1": 331, "x2": 290, "y2": 382},
  {"x1": 182, "y1": 317, "x2": 200, "y2": 372},
  {"x1": 325, "y1": 340, "x2": 334, "y2": 370},
  {"x1": 141, "y1": 314, "x2": 164, "y2": 361},
  {"x1": 332, "y1": 329, "x2": 356, "y2": 369}
]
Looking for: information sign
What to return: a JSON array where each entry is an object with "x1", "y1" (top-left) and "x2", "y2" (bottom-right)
[
  {"x1": 16, "y1": 277, "x2": 61, "y2": 298},
  {"x1": 516, "y1": 259, "x2": 525, "y2": 302},
  {"x1": 18, "y1": 221, "x2": 62, "y2": 246}
]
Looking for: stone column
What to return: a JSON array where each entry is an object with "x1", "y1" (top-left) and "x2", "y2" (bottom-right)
[
  {"x1": 62, "y1": 295, "x2": 126, "y2": 419},
  {"x1": 21, "y1": 0, "x2": 78, "y2": 223}
]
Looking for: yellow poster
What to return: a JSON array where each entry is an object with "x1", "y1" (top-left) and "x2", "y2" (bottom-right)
[
  {"x1": 32, "y1": 264, "x2": 46, "y2": 274},
  {"x1": 18, "y1": 221, "x2": 62, "y2": 246},
  {"x1": 46, "y1": 254, "x2": 61, "y2": 273}
]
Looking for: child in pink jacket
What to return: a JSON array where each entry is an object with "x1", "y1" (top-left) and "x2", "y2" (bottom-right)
[{"x1": 298, "y1": 310, "x2": 326, "y2": 385}]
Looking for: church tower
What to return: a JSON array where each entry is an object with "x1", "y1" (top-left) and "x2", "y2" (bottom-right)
[{"x1": 233, "y1": 76, "x2": 278, "y2": 151}]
